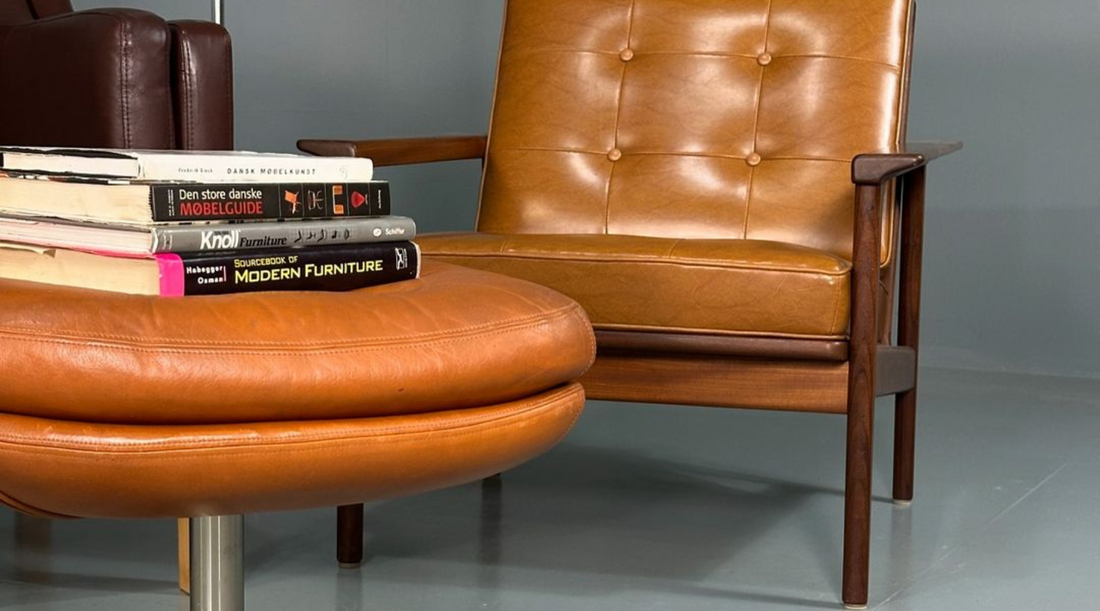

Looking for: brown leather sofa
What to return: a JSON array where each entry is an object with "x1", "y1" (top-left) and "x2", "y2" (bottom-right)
[
  {"x1": 300, "y1": 0, "x2": 961, "y2": 607},
  {"x1": 0, "y1": 0, "x2": 233, "y2": 150}
]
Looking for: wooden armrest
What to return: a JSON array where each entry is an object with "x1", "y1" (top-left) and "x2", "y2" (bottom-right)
[
  {"x1": 297, "y1": 135, "x2": 487, "y2": 167},
  {"x1": 851, "y1": 141, "x2": 962, "y2": 185}
]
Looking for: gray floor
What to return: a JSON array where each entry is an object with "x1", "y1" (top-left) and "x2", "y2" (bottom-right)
[{"x1": 1, "y1": 367, "x2": 1099, "y2": 610}]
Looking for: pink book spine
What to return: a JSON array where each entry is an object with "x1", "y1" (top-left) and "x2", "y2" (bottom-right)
[
  {"x1": 154, "y1": 253, "x2": 186, "y2": 296},
  {"x1": 61, "y1": 247, "x2": 186, "y2": 297}
]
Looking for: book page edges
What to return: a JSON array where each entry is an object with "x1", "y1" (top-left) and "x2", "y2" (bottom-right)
[
  {"x1": 0, "y1": 150, "x2": 141, "y2": 177},
  {"x1": 0, "y1": 178, "x2": 150, "y2": 224}
]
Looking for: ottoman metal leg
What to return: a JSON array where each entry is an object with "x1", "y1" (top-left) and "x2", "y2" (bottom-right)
[{"x1": 190, "y1": 515, "x2": 244, "y2": 611}]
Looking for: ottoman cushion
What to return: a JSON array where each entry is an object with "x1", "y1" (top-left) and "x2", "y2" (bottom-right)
[
  {"x1": 0, "y1": 261, "x2": 594, "y2": 424},
  {"x1": 0, "y1": 384, "x2": 585, "y2": 518}
]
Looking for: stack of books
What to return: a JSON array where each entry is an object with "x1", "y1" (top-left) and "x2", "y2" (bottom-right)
[{"x1": 0, "y1": 146, "x2": 419, "y2": 296}]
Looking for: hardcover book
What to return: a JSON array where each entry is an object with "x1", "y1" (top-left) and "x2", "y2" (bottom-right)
[
  {"x1": 0, "y1": 173, "x2": 390, "y2": 225},
  {"x1": 0, "y1": 146, "x2": 373, "y2": 183},
  {"x1": 0, "y1": 216, "x2": 416, "y2": 255},
  {"x1": 0, "y1": 241, "x2": 421, "y2": 296}
]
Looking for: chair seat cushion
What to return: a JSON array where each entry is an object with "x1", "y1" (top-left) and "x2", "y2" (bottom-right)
[
  {"x1": 0, "y1": 261, "x2": 594, "y2": 425},
  {"x1": 417, "y1": 233, "x2": 851, "y2": 339}
]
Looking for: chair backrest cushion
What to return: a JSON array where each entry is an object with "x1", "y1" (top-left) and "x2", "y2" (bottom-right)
[{"x1": 478, "y1": 0, "x2": 913, "y2": 261}]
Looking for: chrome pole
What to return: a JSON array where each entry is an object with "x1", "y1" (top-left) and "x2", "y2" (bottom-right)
[
  {"x1": 190, "y1": 515, "x2": 244, "y2": 611},
  {"x1": 211, "y1": 0, "x2": 224, "y2": 25}
]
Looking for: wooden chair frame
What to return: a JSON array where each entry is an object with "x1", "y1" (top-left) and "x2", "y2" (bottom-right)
[{"x1": 299, "y1": 135, "x2": 961, "y2": 608}]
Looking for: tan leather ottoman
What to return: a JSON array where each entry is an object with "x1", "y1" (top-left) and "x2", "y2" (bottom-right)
[{"x1": 0, "y1": 261, "x2": 594, "y2": 610}]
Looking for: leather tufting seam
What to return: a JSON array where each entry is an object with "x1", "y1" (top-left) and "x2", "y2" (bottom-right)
[
  {"x1": 498, "y1": 147, "x2": 853, "y2": 165},
  {"x1": 742, "y1": 0, "x2": 774, "y2": 240},
  {"x1": 604, "y1": 0, "x2": 637, "y2": 235},
  {"x1": 0, "y1": 309, "x2": 587, "y2": 356},
  {"x1": 569, "y1": 50, "x2": 901, "y2": 69},
  {"x1": 0, "y1": 386, "x2": 582, "y2": 452},
  {"x1": 0, "y1": 302, "x2": 583, "y2": 348},
  {"x1": 513, "y1": 49, "x2": 902, "y2": 71},
  {"x1": 428, "y1": 251, "x2": 850, "y2": 275}
]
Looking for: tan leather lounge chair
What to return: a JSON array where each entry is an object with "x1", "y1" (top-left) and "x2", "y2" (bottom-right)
[{"x1": 301, "y1": 0, "x2": 961, "y2": 606}]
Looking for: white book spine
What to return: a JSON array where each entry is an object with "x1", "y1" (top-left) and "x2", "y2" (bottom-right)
[{"x1": 137, "y1": 154, "x2": 374, "y2": 183}]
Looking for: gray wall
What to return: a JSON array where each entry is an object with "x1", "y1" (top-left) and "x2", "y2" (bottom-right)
[{"x1": 73, "y1": 0, "x2": 1100, "y2": 379}]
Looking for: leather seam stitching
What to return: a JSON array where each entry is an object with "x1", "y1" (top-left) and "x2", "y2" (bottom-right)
[
  {"x1": 119, "y1": 15, "x2": 131, "y2": 147},
  {"x1": 0, "y1": 302, "x2": 583, "y2": 347},
  {"x1": 0, "y1": 387, "x2": 580, "y2": 452},
  {"x1": 225, "y1": 31, "x2": 233, "y2": 147},
  {"x1": 0, "y1": 489, "x2": 76, "y2": 518},
  {"x1": 426, "y1": 252, "x2": 850, "y2": 275},
  {"x1": 184, "y1": 33, "x2": 195, "y2": 148},
  {"x1": 574, "y1": 307, "x2": 597, "y2": 371},
  {"x1": 592, "y1": 322, "x2": 847, "y2": 340},
  {"x1": 830, "y1": 273, "x2": 846, "y2": 335},
  {"x1": 0, "y1": 303, "x2": 585, "y2": 352}
]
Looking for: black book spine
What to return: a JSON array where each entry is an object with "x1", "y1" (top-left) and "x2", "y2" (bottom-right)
[
  {"x1": 150, "y1": 182, "x2": 391, "y2": 222},
  {"x1": 178, "y1": 241, "x2": 419, "y2": 295}
]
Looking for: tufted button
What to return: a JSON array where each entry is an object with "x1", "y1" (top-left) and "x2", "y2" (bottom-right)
[
  {"x1": 757, "y1": 52, "x2": 773, "y2": 66},
  {"x1": 619, "y1": 48, "x2": 635, "y2": 62},
  {"x1": 746, "y1": 152, "x2": 762, "y2": 167},
  {"x1": 607, "y1": 148, "x2": 623, "y2": 162}
]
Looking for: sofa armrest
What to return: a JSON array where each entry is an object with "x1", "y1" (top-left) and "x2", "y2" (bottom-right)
[
  {"x1": 298, "y1": 135, "x2": 487, "y2": 166},
  {"x1": 0, "y1": 9, "x2": 175, "y2": 148},
  {"x1": 168, "y1": 20, "x2": 234, "y2": 150},
  {"x1": 851, "y1": 141, "x2": 963, "y2": 185}
]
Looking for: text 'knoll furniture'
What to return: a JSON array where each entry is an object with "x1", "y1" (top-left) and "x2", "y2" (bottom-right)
[
  {"x1": 300, "y1": 0, "x2": 960, "y2": 606},
  {"x1": 0, "y1": 262, "x2": 595, "y2": 611}
]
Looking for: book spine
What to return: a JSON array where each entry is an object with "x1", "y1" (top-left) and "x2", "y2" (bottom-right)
[
  {"x1": 151, "y1": 216, "x2": 416, "y2": 253},
  {"x1": 156, "y1": 241, "x2": 420, "y2": 296},
  {"x1": 149, "y1": 182, "x2": 390, "y2": 222},
  {"x1": 139, "y1": 154, "x2": 373, "y2": 183}
]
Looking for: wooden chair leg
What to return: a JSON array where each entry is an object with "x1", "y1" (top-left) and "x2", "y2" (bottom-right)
[
  {"x1": 893, "y1": 391, "x2": 916, "y2": 502},
  {"x1": 842, "y1": 183, "x2": 879, "y2": 609},
  {"x1": 337, "y1": 504, "x2": 364, "y2": 568},
  {"x1": 177, "y1": 518, "x2": 190, "y2": 593},
  {"x1": 893, "y1": 167, "x2": 926, "y2": 504},
  {"x1": 842, "y1": 394, "x2": 874, "y2": 609}
]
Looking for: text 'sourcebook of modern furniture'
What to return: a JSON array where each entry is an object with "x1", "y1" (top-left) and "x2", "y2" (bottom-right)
[{"x1": 300, "y1": 0, "x2": 961, "y2": 607}]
